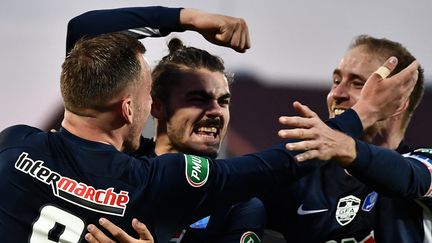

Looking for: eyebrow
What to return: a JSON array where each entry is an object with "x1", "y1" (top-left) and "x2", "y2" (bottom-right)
[
  {"x1": 333, "y1": 69, "x2": 341, "y2": 76},
  {"x1": 219, "y1": 93, "x2": 231, "y2": 100},
  {"x1": 186, "y1": 90, "x2": 231, "y2": 100}
]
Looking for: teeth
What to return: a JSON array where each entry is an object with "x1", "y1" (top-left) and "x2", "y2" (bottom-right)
[
  {"x1": 197, "y1": 127, "x2": 218, "y2": 133},
  {"x1": 334, "y1": 108, "x2": 346, "y2": 116}
]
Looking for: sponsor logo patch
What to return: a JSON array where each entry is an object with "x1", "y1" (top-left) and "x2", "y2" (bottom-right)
[
  {"x1": 240, "y1": 231, "x2": 261, "y2": 243},
  {"x1": 184, "y1": 154, "x2": 209, "y2": 188},
  {"x1": 15, "y1": 152, "x2": 129, "y2": 216},
  {"x1": 335, "y1": 195, "x2": 361, "y2": 226},
  {"x1": 362, "y1": 191, "x2": 378, "y2": 212}
]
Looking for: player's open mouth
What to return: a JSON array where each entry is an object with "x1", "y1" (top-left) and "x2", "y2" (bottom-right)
[
  {"x1": 333, "y1": 108, "x2": 346, "y2": 116},
  {"x1": 194, "y1": 126, "x2": 219, "y2": 138}
]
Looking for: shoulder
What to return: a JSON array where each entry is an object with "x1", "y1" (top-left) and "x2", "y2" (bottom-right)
[
  {"x1": 151, "y1": 153, "x2": 211, "y2": 166},
  {"x1": 1, "y1": 124, "x2": 40, "y2": 135},
  {"x1": 0, "y1": 125, "x2": 42, "y2": 145}
]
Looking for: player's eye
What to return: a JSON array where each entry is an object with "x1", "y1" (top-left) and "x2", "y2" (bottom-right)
[
  {"x1": 218, "y1": 98, "x2": 230, "y2": 107},
  {"x1": 352, "y1": 80, "x2": 365, "y2": 89}
]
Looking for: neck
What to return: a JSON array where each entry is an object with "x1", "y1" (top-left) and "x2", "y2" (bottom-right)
[
  {"x1": 362, "y1": 117, "x2": 405, "y2": 150},
  {"x1": 154, "y1": 135, "x2": 178, "y2": 155},
  {"x1": 62, "y1": 110, "x2": 126, "y2": 151},
  {"x1": 153, "y1": 119, "x2": 178, "y2": 155}
]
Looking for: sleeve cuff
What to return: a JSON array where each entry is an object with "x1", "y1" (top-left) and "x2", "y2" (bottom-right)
[
  {"x1": 348, "y1": 139, "x2": 372, "y2": 172},
  {"x1": 157, "y1": 7, "x2": 184, "y2": 35},
  {"x1": 325, "y1": 108, "x2": 363, "y2": 138}
]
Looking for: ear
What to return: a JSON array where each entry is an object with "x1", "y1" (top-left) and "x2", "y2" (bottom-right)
[
  {"x1": 121, "y1": 97, "x2": 133, "y2": 124},
  {"x1": 151, "y1": 99, "x2": 166, "y2": 120},
  {"x1": 391, "y1": 99, "x2": 410, "y2": 118}
]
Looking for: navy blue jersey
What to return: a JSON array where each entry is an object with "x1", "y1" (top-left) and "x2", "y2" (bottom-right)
[
  {"x1": 0, "y1": 125, "x2": 312, "y2": 242},
  {"x1": 66, "y1": 6, "x2": 268, "y2": 243},
  {"x1": 134, "y1": 139, "x2": 266, "y2": 243},
  {"x1": 262, "y1": 110, "x2": 432, "y2": 242},
  {"x1": 50, "y1": 6, "x2": 432, "y2": 242},
  {"x1": 177, "y1": 198, "x2": 265, "y2": 243}
]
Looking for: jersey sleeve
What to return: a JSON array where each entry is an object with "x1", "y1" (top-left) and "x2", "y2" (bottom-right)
[
  {"x1": 145, "y1": 142, "x2": 322, "y2": 225},
  {"x1": 66, "y1": 6, "x2": 183, "y2": 54},
  {"x1": 325, "y1": 108, "x2": 363, "y2": 138},
  {"x1": 348, "y1": 141, "x2": 432, "y2": 199}
]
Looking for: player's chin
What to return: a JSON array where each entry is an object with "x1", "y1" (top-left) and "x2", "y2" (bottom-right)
[
  {"x1": 201, "y1": 147, "x2": 219, "y2": 158},
  {"x1": 189, "y1": 144, "x2": 220, "y2": 158},
  {"x1": 191, "y1": 133, "x2": 219, "y2": 143}
]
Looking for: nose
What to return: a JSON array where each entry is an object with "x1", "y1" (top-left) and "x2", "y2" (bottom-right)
[
  {"x1": 148, "y1": 95, "x2": 153, "y2": 105},
  {"x1": 205, "y1": 100, "x2": 224, "y2": 118},
  {"x1": 330, "y1": 80, "x2": 350, "y2": 102}
]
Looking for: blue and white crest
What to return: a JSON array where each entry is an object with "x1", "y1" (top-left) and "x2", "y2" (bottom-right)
[{"x1": 362, "y1": 191, "x2": 378, "y2": 212}]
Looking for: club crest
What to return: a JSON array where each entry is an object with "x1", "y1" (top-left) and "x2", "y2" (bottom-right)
[{"x1": 335, "y1": 195, "x2": 361, "y2": 226}]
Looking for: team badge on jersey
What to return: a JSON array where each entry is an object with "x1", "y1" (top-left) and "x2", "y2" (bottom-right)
[
  {"x1": 184, "y1": 154, "x2": 209, "y2": 187},
  {"x1": 240, "y1": 231, "x2": 261, "y2": 243},
  {"x1": 335, "y1": 195, "x2": 361, "y2": 226},
  {"x1": 362, "y1": 191, "x2": 378, "y2": 212}
]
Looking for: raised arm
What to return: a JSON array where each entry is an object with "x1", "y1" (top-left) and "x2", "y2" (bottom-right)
[
  {"x1": 276, "y1": 57, "x2": 432, "y2": 198},
  {"x1": 351, "y1": 57, "x2": 419, "y2": 129},
  {"x1": 66, "y1": 7, "x2": 250, "y2": 54},
  {"x1": 278, "y1": 56, "x2": 419, "y2": 162}
]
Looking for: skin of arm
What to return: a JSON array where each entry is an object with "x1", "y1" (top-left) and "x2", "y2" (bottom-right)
[{"x1": 179, "y1": 8, "x2": 250, "y2": 53}]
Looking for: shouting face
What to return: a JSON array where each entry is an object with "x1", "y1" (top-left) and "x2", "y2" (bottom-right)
[{"x1": 156, "y1": 68, "x2": 230, "y2": 157}]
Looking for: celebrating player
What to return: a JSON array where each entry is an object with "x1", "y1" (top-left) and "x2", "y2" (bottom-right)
[{"x1": 264, "y1": 35, "x2": 430, "y2": 242}]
